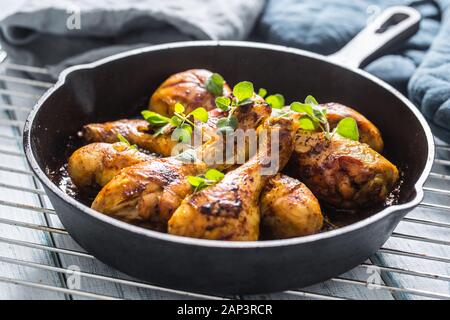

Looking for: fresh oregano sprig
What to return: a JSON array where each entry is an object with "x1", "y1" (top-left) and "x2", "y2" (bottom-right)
[
  {"x1": 257, "y1": 87, "x2": 285, "y2": 109},
  {"x1": 142, "y1": 103, "x2": 208, "y2": 142},
  {"x1": 334, "y1": 117, "x2": 359, "y2": 141},
  {"x1": 187, "y1": 169, "x2": 225, "y2": 192},
  {"x1": 258, "y1": 88, "x2": 268, "y2": 98},
  {"x1": 205, "y1": 73, "x2": 225, "y2": 96},
  {"x1": 265, "y1": 93, "x2": 285, "y2": 109},
  {"x1": 214, "y1": 81, "x2": 255, "y2": 133},
  {"x1": 289, "y1": 95, "x2": 359, "y2": 141}
]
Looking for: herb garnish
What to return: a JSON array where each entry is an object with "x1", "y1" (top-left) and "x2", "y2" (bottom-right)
[
  {"x1": 142, "y1": 103, "x2": 208, "y2": 142},
  {"x1": 214, "y1": 81, "x2": 255, "y2": 133},
  {"x1": 265, "y1": 94, "x2": 285, "y2": 109},
  {"x1": 187, "y1": 169, "x2": 225, "y2": 192},
  {"x1": 334, "y1": 117, "x2": 359, "y2": 141},
  {"x1": 290, "y1": 95, "x2": 359, "y2": 141},
  {"x1": 258, "y1": 88, "x2": 268, "y2": 98},
  {"x1": 205, "y1": 73, "x2": 225, "y2": 96},
  {"x1": 258, "y1": 87, "x2": 286, "y2": 108},
  {"x1": 117, "y1": 134, "x2": 137, "y2": 149}
]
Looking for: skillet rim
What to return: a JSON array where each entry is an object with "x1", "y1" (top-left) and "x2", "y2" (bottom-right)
[{"x1": 23, "y1": 40, "x2": 435, "y2": 249}]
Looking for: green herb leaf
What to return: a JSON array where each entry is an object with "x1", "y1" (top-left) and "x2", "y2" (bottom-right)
[
  {"x1": 205, "y1": 169, "x2": 225, "y2": 182},
  {"x1": 228, "y1": 116, "x2": 238, "y2": 129},
  {"x1": 174, "y1": 102, "x2": 185, "y2": 114},
  {"x1": 233, "y1": 81, "x2": 254, "y2": 103},
  {"x1": 290, "y1": 102, "x2": 314, "y2": 117},
  {"x1": 152, "y1": 124, "x2": 170, "y2": 137},
  {"x1": 173, "y1": 124, "x2": 192, "y2": 143},
  {"x1": 335, "y1": 117, "x2": 359, "y2": 141},
  {"x1": 189, "y1": 107, "x2": 209, "y2": 123},
  {"x1": 215, "y1": 96, "x2": 231, "y2": 111},
  {"x1": 176, "y1": 149, "x2": 197, "y2": 162},
  {"x1": 217, "y1": 116, "x2": 238, "y2": 130},
  {"x1": 116, "y1": 133, "x2": 137, "y2": 149},
  {"x1": 305, "y1": 95, "x2": 319, "y2": 106},
  {"x1": 170, "y1": 116, "x2": 182, "y2": 127},
  {"x1": 272, "y1": 108, "x2": 290, "y2": 118},
  {"x1": 141, "y1": 110, "x2": 171, "y2": 126},
  {"x1": 188, "y1": 169, "x2": 225, "y2": 192},
  {"x1": 117, "y1": 134, "x2": 137, "y2": 149},
  {"x1": 313, "y1": 106, "x2": 327, "y2": 122},
  {"x1": 117, "y1": 133, "x2": 129, "y2": 145},
  {"x1": 266, "y1": 94, "x2": 285, "y2": 109},
  {"x1": 187, "y1": 176, "x2": 206, "y2": 188},
  {"x1": 298, "y1": 116, "x2": 317, "y2": 131},
  {"x1": 236, "y1": 98, "x2": 253, "y2": 107},
  {"x1": 258, "y1": 88, "x2": 268, "y2": 98},
  {"x1": 205, "y1": 73, "x2": 225, "y2": 96},
  {"x1": 216, "y1": 116, "x2": 237, "y2": 134}
]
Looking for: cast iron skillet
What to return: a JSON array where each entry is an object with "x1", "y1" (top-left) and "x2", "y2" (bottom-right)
[{"x1": 23, "y1": 6, "x2": 434, "y2": 295}]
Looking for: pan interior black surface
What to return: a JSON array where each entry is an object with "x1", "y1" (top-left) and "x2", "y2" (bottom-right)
[{"x1": 23, "y1": 42, "x2": 434, "y2": 294}]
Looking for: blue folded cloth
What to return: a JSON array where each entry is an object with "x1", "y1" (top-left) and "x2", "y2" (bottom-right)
[
  {"x1": 257, "y1": 0, "x2": 450, "y2": 140},
  {"x1": 409, "y1": 0, "x2": 450, "y2": 136},
  {"x1": 1, "y1": 0, "x2": 449, "y2": 139}
]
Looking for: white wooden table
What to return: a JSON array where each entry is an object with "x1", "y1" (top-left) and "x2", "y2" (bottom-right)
[{"x1": 0, "y1": 59, "x2": 448, "y2": 300}]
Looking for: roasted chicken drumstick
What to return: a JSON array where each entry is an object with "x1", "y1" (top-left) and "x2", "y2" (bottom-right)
[
  {"x1": 91, "y1": 101, "x2": 271, "y2": 226},
  {"x1": 275, "y1": 102, "x2": 383, "y2": 152},
  {"x1": 324, "y1": 102, "x2": 384, "y2": 153},
  {"x1": 287, "y1": 131, "x2": 399, "y2": 209},
  {"x1": 168, "y1": 116, "x2": 298, "y2": 241},
  {"x1": 83, "y1": 108, "x2": 228, "y2": 157},
  {"x1": 68, "y1": 142, "x2": 153, "y2": 188},
  {"x1": 260, "y1": 174, "x2": 323, "y2": 239},
  {"x1": 149, "y1": 69, "x2": 232, "y2": 116}
]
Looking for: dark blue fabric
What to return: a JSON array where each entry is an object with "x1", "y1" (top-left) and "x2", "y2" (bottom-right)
[{"x1": 257, "y1": 0, "x2": 450, "y2": 140}]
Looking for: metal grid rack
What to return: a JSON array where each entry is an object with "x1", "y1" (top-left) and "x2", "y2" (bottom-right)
[{"x1": 0, "y1": 57, "x2": 448, "y2": 300}]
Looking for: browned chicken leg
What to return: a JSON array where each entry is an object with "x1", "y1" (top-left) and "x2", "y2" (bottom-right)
[
  {"x1": 287, "y1": 131, "x2": 399, "y2": 209},
  {"x1": 260, "y1": 174, "x2": 323, "y2": 239},
  {"x1": 168, "y1": 116, "x2": 298, "y2": 241},
  {"x1": 91, "y1": 156, "x2": 208, "y2": 225},
  {"x1": 83, "y1": 108, "x2": 228, "y2": 157},
  {"x1": 150, "y1": 69, "x2": 232, "y2": 116},
  {"x1": 91, "y1": 101, "x2": 272, "y2": 226},
  {"x1": 275, "y1": 102, "x2": 384, "y2": 152},
  {"x1": 83, "y1": 119, "x2": 177, "y2": 157},
  {"x1": 68, "y1": 142, "x2": 153, "y2": 188},
  {"x1": 325, "y1": 103, "x2": 384, "y2": 153}
]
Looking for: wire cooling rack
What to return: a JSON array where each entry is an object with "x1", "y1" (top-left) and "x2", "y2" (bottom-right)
[{"x1": 0, "y1": 58, "x2": 448, "y2": 300}]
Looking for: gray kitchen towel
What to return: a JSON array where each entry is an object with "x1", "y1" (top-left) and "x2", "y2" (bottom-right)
[{"x1": 0, "y1": 0, "x2": 266, "y2": 74}]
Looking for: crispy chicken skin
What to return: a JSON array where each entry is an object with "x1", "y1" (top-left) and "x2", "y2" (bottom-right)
[
  {"x1": 287, "y1": 132, "x2": 399, "y2": 209},
  {"x1": 68, "y1": 142, "x2": 153, "y2": 188},
  {"x1": 168, "y1": 117, "x2": 297, "y2": 241},
  {"x1": 91, "y1": 157, "x2": 208, "y2": 224},
  {"x1": 150, "y1": 69, "x2": 232, "y2": 116},
  {"x1": 260, "y1": 174, "x2": 323, "y2": 239},
  {"x1": 92, "y1": 101, "x2": 272, "y2": 226},
  {"x1": 325, "y1": 103, "x2": 384, "y2": 153}
]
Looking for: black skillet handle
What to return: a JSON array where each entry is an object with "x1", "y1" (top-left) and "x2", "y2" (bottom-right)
[{"x1": 328, "y1": 6, "x2": 421, "y2": 68}]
